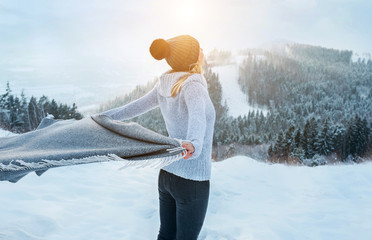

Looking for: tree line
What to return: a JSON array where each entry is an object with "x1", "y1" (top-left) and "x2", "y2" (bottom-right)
[
  {"x1": 0, "y1": 82, "x2": 83, "y2": 133},
  {"x1": 268, "y1": 115, "x2": 370, "y2": 165}
]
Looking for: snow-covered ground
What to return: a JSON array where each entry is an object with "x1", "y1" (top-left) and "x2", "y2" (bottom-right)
[
  {"x1": 211, "y1": 56, "x2": 268, "y2": 118},
  {"x1": 0, "y1": 154, "x2": 371, "y2": 240},
  {"x1": 0, "y1": 128, "x2": 17, "y2": 137}
]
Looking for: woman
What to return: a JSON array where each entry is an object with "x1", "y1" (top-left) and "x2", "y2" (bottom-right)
[{"x1": 101, "y1": 35, "x2": 216, "y2": 240}]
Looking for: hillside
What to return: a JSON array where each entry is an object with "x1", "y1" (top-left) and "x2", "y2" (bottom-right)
[
  {"x1": 236, "y1": 44, "x2": 371, "y2": 162},
  {"x1": 97, "y1": 44, "x2": 371, "y2": 163},
  {"x1": 210, "y1": 58, "x2": 268, "y2": 118}
]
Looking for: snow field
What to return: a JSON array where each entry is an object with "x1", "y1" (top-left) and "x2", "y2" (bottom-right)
[{"x1": 1, "y1": 156, "x2": 371, "y2": 240}]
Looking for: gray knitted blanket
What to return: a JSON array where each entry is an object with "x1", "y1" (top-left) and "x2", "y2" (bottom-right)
[{"x1": 0, "y1": 114, "x2": 186, "y2": 183}]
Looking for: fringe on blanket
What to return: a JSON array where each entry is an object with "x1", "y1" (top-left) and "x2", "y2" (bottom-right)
[
  {"x1": 118, "y1": 146, "x2": 187, "y2": 170},
  {"x1": 0, "y1": 146, "x2": 187, "y2": 182}
]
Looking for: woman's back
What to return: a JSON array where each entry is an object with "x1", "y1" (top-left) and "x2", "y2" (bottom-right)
[{"x1": 156, "y1": 71, "x2": 216, "y2": 181}]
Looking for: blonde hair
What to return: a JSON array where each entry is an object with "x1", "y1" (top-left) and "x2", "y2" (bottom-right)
[{"x1": 169, "y1": 61, "x2": 203, "y2": 98}]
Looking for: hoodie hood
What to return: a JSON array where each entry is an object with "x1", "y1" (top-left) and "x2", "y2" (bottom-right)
[{"x1": 156, "y1": 71, "x2": 208, "y2": 97}]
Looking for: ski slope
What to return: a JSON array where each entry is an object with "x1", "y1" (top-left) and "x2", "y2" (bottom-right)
[
  {"x1": 0, "y1": 150, "x2": 371, "y2": 240},
  {"x1": 211, "y1": 56, "x2": 268, "y2": 118}
]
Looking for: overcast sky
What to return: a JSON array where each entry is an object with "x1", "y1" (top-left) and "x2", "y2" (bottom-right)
[{"x1": 1, "y1": 0, "x2": 371, "y2": 60}]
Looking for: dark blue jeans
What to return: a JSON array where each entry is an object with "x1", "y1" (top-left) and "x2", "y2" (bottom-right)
[{"x1": 157, "y1": 169, "x2": 210, "y2": 240}]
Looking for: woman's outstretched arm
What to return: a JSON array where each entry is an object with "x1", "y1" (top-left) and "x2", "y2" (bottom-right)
[{"x1": 100, "y1": 83, "x2": 159, "y2": 121}]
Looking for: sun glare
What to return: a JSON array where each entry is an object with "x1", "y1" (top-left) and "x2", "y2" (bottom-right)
[
  {"x1": 177, "y1": 2, "x2": 197, "y2": 19},
  {"x1": 168, "y1": 0, "x2": 203, "y2": 26}
]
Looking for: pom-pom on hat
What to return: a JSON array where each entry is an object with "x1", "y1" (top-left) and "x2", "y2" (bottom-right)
[
  {"x1": 149, "y1": 35, "x2": 200, "y2": 71},
  {"x1": 149, "y1": 39, "x2": 170, "y2": 60}
]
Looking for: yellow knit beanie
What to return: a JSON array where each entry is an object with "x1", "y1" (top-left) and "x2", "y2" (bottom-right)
[{"x1": 149, "y1": 35, "x2": 200, "y2": 71}]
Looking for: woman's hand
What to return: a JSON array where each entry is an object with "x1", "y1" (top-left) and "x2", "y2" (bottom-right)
[{"x1": 182, "y1": 141, "x2": 195, "y2": 160}]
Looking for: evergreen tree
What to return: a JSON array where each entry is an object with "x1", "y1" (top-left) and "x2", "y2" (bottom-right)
[
  {"x1": 302, "y1": 120, "x2": 310, "y2": 158},
  {"x1": 20, "y1": 91, "x2": 31, "y2": 132},
  {"x1": 283, "y1": 125, "x2": 295, "y2": 158},
  {"x1": 294, "y1": 129, "x2": 302, "y2": 150},
  {"x1": 273, "y1": 132, "x2": 285, "y2": 158},
  {"x1": 315, "y1": 120, "x2": 334, "y2": 155},
  {"x1": 307, "y1": 117, "x2": 318, "y2": 158}
]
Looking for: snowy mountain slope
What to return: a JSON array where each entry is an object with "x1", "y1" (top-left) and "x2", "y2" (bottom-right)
[
  {"x1": 0, "y1": 156, "x2": 371, "y2": 240},
  {"x1": 211, "y1": 56, "x2": 268, "y2": 118}
]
